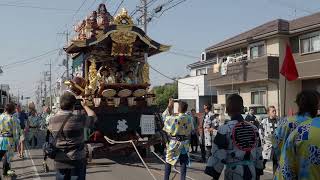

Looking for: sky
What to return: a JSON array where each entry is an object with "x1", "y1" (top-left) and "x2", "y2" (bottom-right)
[{"x1": 0, "y1": 0, "x2": 319, "y2": 103}]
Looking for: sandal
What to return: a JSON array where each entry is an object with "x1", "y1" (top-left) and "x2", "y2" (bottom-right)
[
  {"x1": 6, "y1": 170, "x2": 16, "y2": 176},
  {"x1": 43, "y1": 162, "x2": 49, "y2": 173}
]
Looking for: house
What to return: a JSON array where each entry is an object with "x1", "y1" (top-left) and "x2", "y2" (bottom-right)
[
  {"x1": 206, "y1": 12, "x2": 320, "y2": 116},
  {"x1": 178, "y1": 52, "x2": 217, "y2": 113}
]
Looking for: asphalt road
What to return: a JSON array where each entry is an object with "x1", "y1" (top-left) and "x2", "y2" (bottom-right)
[{"x1": 6, "y1": 147, "x2": 274, "y2": 180}]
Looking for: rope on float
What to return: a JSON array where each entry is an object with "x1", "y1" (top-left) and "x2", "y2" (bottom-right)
[
  {"x1": 104, "y1": 136, "x2": 157, "y2": 180},
  {"x1": 103, "y1": 136, "x2": 196, "y2": 180},
  {"x1": 150, "y1": 147, "x2": 195, "y2": 180}
]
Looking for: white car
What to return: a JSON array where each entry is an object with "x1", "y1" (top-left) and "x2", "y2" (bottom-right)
[{"x1": 243, "y1": 104, "x2": 268, "y2": 122}]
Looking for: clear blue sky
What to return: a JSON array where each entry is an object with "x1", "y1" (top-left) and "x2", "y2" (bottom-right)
[{"x1": 0, "y1": 0, "x2": 319, "y2": 102}]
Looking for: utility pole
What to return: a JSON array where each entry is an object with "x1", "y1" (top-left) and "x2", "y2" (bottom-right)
[
  {"x1": 43, "y1": 72, "x2": 47, "y2": 107},
  {"x1": 58, "y1": 31, "x2": 70, "y2": 79},
  {"x1": 17, "y1": 90, "x2": 20, "y2": 104},
  {"x1": 40, "y1": 80, "x2": 43, "y2": 106},
  {"x1": 142, "y1": 0, "x2": 148, "y2": 34},
  {"x1": 45, "y1": 60, "x2": 52, "y2": 110}
]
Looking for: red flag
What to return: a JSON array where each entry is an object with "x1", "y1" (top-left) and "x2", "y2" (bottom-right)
[{"x1": 280, "y1": 44, "x2": 299, "y2": 81}]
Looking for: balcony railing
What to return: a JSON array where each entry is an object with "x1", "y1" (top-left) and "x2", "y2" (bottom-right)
[{"x1": 207, "y1": 55, "x2": 279, "y2": 86}]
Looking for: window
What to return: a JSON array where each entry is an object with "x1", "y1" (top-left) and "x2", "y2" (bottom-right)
[
  {"x1": 250, "y1": 44, "x2": 265, "y2": 59},
  {"x1": 251, "y1": 91, "x2": 266, "y2": 106},
  {"x1": 300, "y1": 34, "x2": 320, "y2": 54},
  {"x1": 196, "y1": 68, "x2": 207, "y2": 76}
]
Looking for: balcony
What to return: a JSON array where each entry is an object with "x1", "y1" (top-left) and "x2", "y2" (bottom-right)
[{"x1": 207, "y1": 56, "x2": 279, "y2": 86}]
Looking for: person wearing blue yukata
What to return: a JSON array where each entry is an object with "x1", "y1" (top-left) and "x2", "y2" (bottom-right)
[
  {"x1": 274, "y1": 90, "x2": 320, "y2": 180},
  {"x1": 272, "y1": 90, "x2": 320, "y2": 167},
  {"x1": 0, "y1": 103, "x2": 20, "y2": 176},
  {"x1": 162, "y1": 99, "x2": 193, "y2": 180}
]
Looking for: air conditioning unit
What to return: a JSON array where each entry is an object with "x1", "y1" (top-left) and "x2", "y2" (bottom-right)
[{"x1": 200, "y1": 52, "x2": 206, "y2": 61}]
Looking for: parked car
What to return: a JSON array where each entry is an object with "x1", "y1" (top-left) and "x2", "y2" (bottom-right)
[{"x1": 243, "y1": 104, "x2": 268, "y2": 122}]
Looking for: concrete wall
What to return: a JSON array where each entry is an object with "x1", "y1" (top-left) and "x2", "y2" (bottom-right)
[
  {"x1": 178, "y1": 75, "x2": 217, "y2": 112},
  {"x1": 178, "y1": 75, "x2": 204, "y2": 112}
]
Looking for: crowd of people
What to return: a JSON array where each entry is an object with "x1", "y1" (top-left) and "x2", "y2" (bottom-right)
[
  {"x1": 0, "y1": 89, "x2": 319, "y2": 180},
  {"x1": 162, "y1": 89, "x2": 320, "y2": 180},
  {"x1": 0, "y1": 102, "x2": 55, "y2": 178}
]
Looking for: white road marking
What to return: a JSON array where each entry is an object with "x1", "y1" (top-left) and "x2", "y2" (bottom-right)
[{"x1": 25, "y1": 148, "x2": 41, "y2": 180}]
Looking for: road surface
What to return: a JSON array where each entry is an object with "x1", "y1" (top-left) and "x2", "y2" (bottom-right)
[{"x1": 7, "y1": 148, "x2": 274, "y2": 180}]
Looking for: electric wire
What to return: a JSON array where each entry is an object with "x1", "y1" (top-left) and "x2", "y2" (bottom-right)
[
  {"x1": 1, "y1": 48, "x2": 60, "y2": 69},
  {"x1": 0, "y1": 3, "x2": 75, "y2": 12},
  {"x1": 167, "y1": 51, "x2": 198, "y2": 59},
  {"x1": 157, "y1": 0, "x2": 187, "y2": 18},
  {"x1": 113, "y1": 0, "x2": 124, "y2": 16}
]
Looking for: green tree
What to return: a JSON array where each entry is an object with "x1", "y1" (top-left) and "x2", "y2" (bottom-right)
[{"x1": 153, "y1": 82, "x2": 178, "y2": 111}]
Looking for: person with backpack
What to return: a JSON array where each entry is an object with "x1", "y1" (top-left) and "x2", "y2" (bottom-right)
[
  {"x1": 48, "y1": 92, "x2": 97, "y2": 180},
  {"x1": 205, "y1": 94, "x2": 264, "y2": 180}
]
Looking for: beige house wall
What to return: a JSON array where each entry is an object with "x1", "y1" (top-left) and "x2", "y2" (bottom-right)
[
  {"x1": 266, "y1": 38, "x2": 280, "y2": 56},
  {"x1": 215, "y1": 81, "x2": 281, "y2": 115}
]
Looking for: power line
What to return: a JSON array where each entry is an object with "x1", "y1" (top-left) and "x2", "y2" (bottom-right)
[
  {"x1": 167, "y1": 51, "x2": 198, "y2": 59},
  {"x1": 149, "y1": 64, "x2": 196, "y2": 87},
  {"x1": 266, "y1": 0, "x2": 315, "y2": 15},
  {"x1": 113, "y1": 0, "x2": 125, "y2": 16},
  {"x1": 156, "y1": 0, "x2": 187, "y2": 18},
  {"x1": 1, "y1": 48, "x2": 60, "y2": 68},
  {"x1": 0, "y1": 3, "x2": 76, "y2": 12},
  {"x1": 70, "y1": 0, "x2": 89, "y2": 24},
  {"x1": 87, "y1": 0, "x2": 97, "y2": 11}
]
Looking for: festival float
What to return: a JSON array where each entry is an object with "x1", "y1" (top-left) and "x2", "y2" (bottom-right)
[{"x1": 64, "y1": 4, "x2": 170, "y2": 159}]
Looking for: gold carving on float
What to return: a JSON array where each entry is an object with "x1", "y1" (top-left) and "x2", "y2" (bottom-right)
[
  {"x1": 111, "y1": 8, "x2": 136, "y2": 56},
  {"x1": 142, "y1": 63, "x2": 150, "y2": 84},
  {"x1": 110, "y1": 31, "x2": 137, "y2": 56},
  {"x1": 88, "y1": 58, "x2": 98, "y2": 93},
  {"x1": 113, "y1": 8, "x2": 133, "y2": 26}
]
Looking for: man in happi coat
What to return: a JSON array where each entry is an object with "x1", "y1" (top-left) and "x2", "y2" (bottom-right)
[
  {"x1": 200, "y1": 103, "x2": 219, "y2": 162},
  {"x1": 259, "y1": 105, "x2": 278, "y2": 173},
  {"x1": 205, "y1": 94, "x2": 264, "y2": 180},
  {"x1": 162, "y1": 99, "x2": 193, "y2": 180}
]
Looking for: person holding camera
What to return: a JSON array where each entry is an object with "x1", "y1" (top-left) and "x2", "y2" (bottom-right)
[
  {"x1": 48, "y1": 92, "x2": 97, "y2": 180},
  {"x1": 162, "y1": 99, "x2": 193, "y2": 180}
]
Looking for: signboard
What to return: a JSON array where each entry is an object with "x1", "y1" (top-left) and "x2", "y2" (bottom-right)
[{"x1": 140, "y1": 115, "x2": 155, "y2": 135}]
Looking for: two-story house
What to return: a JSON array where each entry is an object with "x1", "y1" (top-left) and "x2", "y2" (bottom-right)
[
  {"x1": 178, "y1": 52, "x2": 217, "y2": 112},
  {"x1": 207, "y1": 12, "x2": 320, "y2": 116}
]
